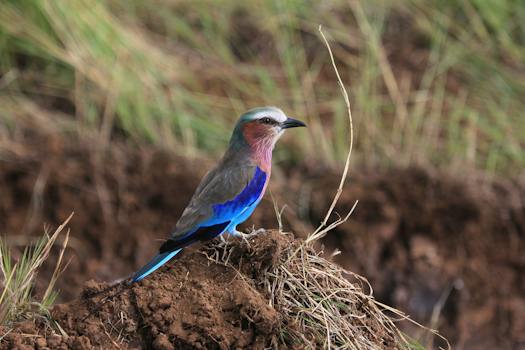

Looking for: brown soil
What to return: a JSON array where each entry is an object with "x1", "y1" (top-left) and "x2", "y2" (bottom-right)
[{"x1": 1, "y1": 131, "x2": 524, "y2": 349}]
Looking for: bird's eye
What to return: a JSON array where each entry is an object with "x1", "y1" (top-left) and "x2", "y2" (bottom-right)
[{"x1": 260, "y1": 117, "x2": 274, "y2": 125}]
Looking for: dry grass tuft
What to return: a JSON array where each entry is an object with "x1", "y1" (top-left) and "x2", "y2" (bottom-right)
[
  {"x1": 209, "y1": 230, "x2": 447, "y2": 349},
  {"x1": 0, "y1": 214, "x2": 73, "y2": 327},
  {"x1": 268, "y1": 236, "x2": 407, "y2": 349}
]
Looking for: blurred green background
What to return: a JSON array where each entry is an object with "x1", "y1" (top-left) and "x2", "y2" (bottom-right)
[{"x1": 0, "y1": 0, "x2": 524, "y2": 174}]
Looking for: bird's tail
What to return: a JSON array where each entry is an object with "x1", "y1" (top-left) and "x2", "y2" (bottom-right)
[{"x1": 131, "y1": 249, "x2": 182, "y2": 283}]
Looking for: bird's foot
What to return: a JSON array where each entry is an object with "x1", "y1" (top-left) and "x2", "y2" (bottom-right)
[
  {"x1": 230, "y1": 229, "x2": 261, "y2": 244},
  {"x1": 232, "y1": 228, "x2": 266, "y2": 244},
  {"x1": 248, "y1": 228, "x2": 266, "y2": 236}
]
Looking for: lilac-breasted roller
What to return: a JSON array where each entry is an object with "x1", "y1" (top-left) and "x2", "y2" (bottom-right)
[{"x1": 132, "y1": 107, "x2": 306, "y2": 282}]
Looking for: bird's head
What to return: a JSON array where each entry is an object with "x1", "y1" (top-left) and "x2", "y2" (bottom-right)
[
  {"x1": 232, "y1": 106, "x2": 306, "y2": 149},
  {"x1": 228, "y1": 106, "x2": 306, "y2": 170}
]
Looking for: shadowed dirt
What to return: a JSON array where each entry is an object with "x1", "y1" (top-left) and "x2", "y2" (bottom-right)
[{"x1": 305, "y1": 167, "x2": 525, "y2": 349}]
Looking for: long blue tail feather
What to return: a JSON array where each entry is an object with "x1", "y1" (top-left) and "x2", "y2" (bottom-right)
[{"x1": 131, "y1": 249, "x2": 182, "y2": 282}]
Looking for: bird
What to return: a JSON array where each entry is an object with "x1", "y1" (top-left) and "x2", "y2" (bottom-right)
[{"x1": 131, "y1": 107, "x2": 306, "y2": 282}]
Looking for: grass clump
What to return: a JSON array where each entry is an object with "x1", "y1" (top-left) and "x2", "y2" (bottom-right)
[
  {"x1": 268, "y1": 237, "x2": 413, "y2": 349},
  {"x1": 208, "y1": 229, "x2": 443, "y2": 350},
  {"x1": 0, "y1": 214, "x2": 72, "y2": 327}
]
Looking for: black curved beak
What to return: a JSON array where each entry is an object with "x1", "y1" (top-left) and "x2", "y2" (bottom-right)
[{"x1": 282, "y1": 117, "x2": 306, "y2": 129}]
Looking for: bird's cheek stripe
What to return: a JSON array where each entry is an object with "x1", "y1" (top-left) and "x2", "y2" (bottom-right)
[{"x1": 243, "y1": 123, "x2": 271, "y2": 146}]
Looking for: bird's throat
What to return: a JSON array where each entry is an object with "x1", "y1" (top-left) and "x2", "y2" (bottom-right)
[{"x1": 250, "y1": 138, "x2": 274, "y2": 173}]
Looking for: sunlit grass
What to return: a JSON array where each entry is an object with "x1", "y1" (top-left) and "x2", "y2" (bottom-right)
[{"x1": 0, "y1": 0, "x2": 523, "y2": 174}]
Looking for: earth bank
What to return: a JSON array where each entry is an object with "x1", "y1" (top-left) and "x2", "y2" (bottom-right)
[{"x1": 1, "y1": 131, "x2": 523, "y2": 349}]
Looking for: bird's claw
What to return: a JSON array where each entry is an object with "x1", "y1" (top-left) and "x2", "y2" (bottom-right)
[
  {"x1": 230, "y1": 229, "x2": 264, "y2": 244},
  {"x1": 249, "y1": 228, "x2": 266, "y2": 236}
]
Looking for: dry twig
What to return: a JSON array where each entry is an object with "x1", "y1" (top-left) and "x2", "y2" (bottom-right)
[{"x1": 309, "y1": 25, "x2": 358, "y2": 243}]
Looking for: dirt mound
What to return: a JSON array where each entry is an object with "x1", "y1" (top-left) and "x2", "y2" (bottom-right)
[
  {"x1": 1, "y1": 231, "x2": 405, "y2": 350},
  {"x1": 2, "y1": 233, "x2": 282, "y2": 349}
]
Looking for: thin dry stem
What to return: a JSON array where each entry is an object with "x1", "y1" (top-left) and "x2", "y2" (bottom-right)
[
  {"x1": 41, "y1": 228, "x2": 71, "y2": 304},
  {"x1": 310, "y1": 26, "x2": 358, "y2": 242}
]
